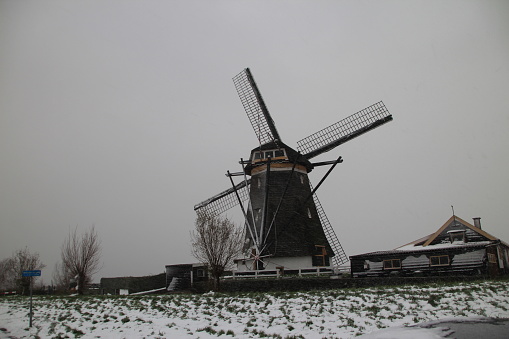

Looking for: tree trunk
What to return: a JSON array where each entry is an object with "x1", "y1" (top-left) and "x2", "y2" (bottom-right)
[
  {"x1": 77, "y1": 274, "x2": 86, "y2": 295},
  {"x1": 213, "y1": 275, "x2": 220, "y2": 292}
]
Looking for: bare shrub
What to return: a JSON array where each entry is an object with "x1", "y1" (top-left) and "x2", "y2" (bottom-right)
[{"x1": 191, "y1": 212, "x2": 244, "y2": 291}]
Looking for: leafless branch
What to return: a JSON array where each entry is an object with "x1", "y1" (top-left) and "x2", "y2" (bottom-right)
[
  {"x1": 61, "y1": 226, "x2": 101, "y2": 294},
  {"x1": 0, "y1": 247, "x2": 45, "y2": 295},
  {"x1": 190, "y1": 211, "x2": 244, "y2": 291}
]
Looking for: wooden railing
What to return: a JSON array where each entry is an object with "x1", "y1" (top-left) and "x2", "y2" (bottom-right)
[{"x1": 224, "y1": 266, "x2": 350, "y2": 280}]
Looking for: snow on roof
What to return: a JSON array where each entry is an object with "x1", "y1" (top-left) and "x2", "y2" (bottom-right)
[
  {"x1": 446, "y1": 229, "x2": 466, "y2": 234},
  {"x1": 351, "y1": 241, "x2": 494, "y2": 258},
  {"x1": 395, "y1": 240, "x2": 493, "y2": 252}
]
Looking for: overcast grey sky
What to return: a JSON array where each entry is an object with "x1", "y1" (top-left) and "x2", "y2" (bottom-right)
[{"x1": 1, "y1": 0, "x2": 508, "y2": 281}]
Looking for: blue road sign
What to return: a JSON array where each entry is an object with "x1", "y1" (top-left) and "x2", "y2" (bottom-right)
[{"x1": 22, "y1": 270, "x2": 41, "y2": 277}]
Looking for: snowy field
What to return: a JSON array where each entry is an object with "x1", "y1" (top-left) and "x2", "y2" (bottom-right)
[{"x1": 1, "y1": 279, "x2": 508, "y2": 338}]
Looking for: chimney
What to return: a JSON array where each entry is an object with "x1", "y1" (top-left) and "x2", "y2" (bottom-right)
[{"x1": 473, "y1": 217, "x2": 481, "y2": 229}]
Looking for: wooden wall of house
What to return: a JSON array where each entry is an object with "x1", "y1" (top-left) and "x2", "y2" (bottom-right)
[
  {"x1": 192, "y1": 266, "x2": 208, "y2": 282},
  {"x1": 351, "y1": 247, "x2": 487, "y2": 277},
  {"x1": 499, "y1": 244, "x2": 509, "y2": 275},
  {"x1": 487, "y1": 244, "x2": 509, "y2": 276}
]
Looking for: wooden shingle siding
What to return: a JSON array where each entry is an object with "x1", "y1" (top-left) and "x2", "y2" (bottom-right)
[
  {"x1": 451, "y1": 249, "x2": 485, "y2": 270},
  {"x1": 351, "y1": 247, "x2": 487, "y2": 277}
]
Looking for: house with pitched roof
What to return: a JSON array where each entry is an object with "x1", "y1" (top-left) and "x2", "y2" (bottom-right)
[{"x1": 350, "y1": 216, "x2": 509, "y2": 277}]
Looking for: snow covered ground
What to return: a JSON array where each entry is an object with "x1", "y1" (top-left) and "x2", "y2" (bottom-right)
[{"x1": 1, "y1": 279, "x2": 508, "y2": 338}]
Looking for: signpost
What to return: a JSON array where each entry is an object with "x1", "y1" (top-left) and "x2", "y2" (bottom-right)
[{"x1": 22, "y1": 270, "x2": 41, "y2": 327}]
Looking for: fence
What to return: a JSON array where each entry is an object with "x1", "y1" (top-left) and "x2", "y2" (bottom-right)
[{"x1": 225, "y1": 266, "x2": 350, "y2": 280}]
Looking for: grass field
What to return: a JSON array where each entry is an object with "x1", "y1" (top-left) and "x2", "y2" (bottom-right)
[{"x1": 1, "y1": 278, "x2": 508, "y2": 338}]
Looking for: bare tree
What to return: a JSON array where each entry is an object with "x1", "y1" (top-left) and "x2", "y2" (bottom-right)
[
  {"x1": 0, "y1": 248, "x2": 45, "y2": 295},
  {"x1": 61, "y1": 226, "x2": 101, "y2": 294},
  {"x1": 52, "y1": 262, "x2": 72, "y2": 293},
  {"x1": 0, "y1": 258, "x2": 14, "y2": 292},
  {"x1": 191, "y1": 211, "x2": 244, "y2": 291}
]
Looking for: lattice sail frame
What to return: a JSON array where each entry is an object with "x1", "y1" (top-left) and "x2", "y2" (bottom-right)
[
  {"x1": 233, "y1": 68, "x2": 280, "y2": 145},
  {"x1": 297, "y1": 101, "x2": 392, "y2": 159},
  {"x1": 194, "y1": 180, "x2": 250, "y2": 216},
  {"x1": 310, "y1": 184, "x2": 348, "y2": 266}
]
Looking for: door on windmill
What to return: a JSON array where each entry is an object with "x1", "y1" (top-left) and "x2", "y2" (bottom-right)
[{"x1": 312, "y1": 245, "x2": 330, "y2": 266}]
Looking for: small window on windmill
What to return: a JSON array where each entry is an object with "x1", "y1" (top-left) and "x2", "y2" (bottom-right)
[
  {"x1": 257, "y1": 178, "x2": 261, "y2": 188},
  {"x1": 307, "y1": 208, "x2": 312, "y2": 218},
  {"x1": 274, "y1": 149, "x2": 285, "y2": 157},
  {"x1": 300, "y1": 175, "x2": 304, "y2": 184},
  {"x1": 254, "y1": 208, "x2": 261, "y2": 221},
  {"x1": 265, "y1": 151, "x2": 273, "y2": 158}
]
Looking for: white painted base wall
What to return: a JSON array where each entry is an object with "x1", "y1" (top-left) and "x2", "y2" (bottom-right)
[{"x1": 236, "y1": 256, "x2": 331, "y2": 272}]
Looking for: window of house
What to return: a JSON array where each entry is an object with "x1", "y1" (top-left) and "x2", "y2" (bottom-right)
[
  {"x1": 253, "y1": 152, "x2": 262, "y2": 160},
  {"x1": 383, "y1": 259, "x2": 401, "y2": 270},
  {"x1": 312, "y1": 245, "x2": 328, "y2": 266},
  {"x1": 430, "y1": 255, "x2": 450, "y2": 266},
  {"x1": 449, "y1": 230, "x2": 466, "y2": 243},
  {"x1": 265, "y1": 151, "x2": 273, "y2": 158},
  {"x1": 488, "y1": 253, "x2": 497, "y2": 264},
  {"x1": 275, "y1": 149, "x2": 285, "y2": 157},
  {"x1": 197, "y1": 269, "x2": 205, "y2": 278}
]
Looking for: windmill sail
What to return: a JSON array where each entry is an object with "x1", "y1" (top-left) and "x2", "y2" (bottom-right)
[
  {"x1": 194, "y1": 179, "x2": 250, "y2": 216},
  {"x1": 311, "y1": 189, "x2": 348, "y2": 266},
  {"x1": 233, "y1": 68, "x2": 281, "y2": 145},
  {"x1": 297, "y1": 101, "x2": 392, "y2": 159}
]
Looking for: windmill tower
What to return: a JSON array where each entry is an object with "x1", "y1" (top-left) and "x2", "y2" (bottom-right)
[{"x1": 195, "y1": 68, "x2": 392, "y2": 271}]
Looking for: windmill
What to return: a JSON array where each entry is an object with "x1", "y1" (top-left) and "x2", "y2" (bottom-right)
[{"x1": 194, "y1": 68, "x2": 392, "y2": 271}]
